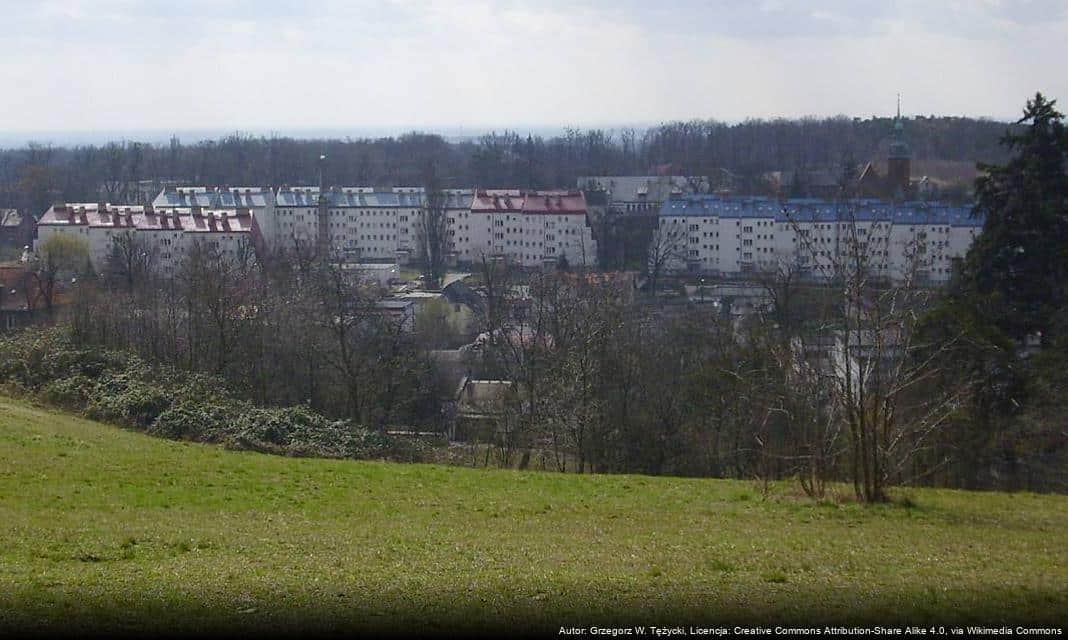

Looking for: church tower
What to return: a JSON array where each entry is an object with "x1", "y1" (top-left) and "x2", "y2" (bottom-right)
[{"x1": 886, "y1": 95, "x2": 911, "y2": 200}]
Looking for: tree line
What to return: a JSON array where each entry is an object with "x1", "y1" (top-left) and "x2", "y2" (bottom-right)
[{"x1": 0, "y1": 115, "x2": 1018, "y2": 218}]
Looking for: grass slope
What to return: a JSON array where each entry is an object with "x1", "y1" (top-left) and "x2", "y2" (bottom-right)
[{"x1": 0, "y1": 396, "x2": 1066, "y2": 635}]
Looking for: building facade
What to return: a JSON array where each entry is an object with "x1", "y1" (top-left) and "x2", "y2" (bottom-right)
[
  {"x1": 577, "y1": 176, "x2": 696, "y2": 213},
  {"x1": 35, "y1": 203, "x2": 256, "y2": 277},
  {"x1": 658, "y1": 195, "x2": 981, "y2": 283},
  {"x1": 464, "y1": 189, "x2": 596, "y2": 267}
]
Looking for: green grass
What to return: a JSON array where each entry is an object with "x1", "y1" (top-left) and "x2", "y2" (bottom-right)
[{"x1": 0, "y1": 397, "x2": 1066, "y2": 634}]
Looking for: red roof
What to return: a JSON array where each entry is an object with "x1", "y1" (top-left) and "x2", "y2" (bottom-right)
[
  {"x1": 470, "y1": 189, "x2": 586, "y2": 215},
  {"x1": 38, "y1": 204, "x2": 252, "y2": 234}
]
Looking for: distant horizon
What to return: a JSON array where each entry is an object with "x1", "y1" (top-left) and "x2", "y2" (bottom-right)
[{"x1": 0, "y1": 111, "x2": 1020, "y2": 149}]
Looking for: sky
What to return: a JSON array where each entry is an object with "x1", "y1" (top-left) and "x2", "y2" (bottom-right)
[{"x1": 1, "y1": 0, "x2": 1066, "y2": 139}]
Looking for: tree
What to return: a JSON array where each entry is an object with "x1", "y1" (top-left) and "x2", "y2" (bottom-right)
[
  {"x1": 33, "y1": 234, "x2": 89, "y2": 317},
  {"x1": 784, "y1": 202, "x2": 970, "y2": 502},
  {"x1": 105, "y1": 230, "x2": 157, "y2": 291},
  {"x1": 418, "y1": 162, "x2": 449, "y2": 289},
  {"x1": 959, "y1": 92, "x2": 1068, "y2": 346},
  {"x1": 646, "y1": 220, "x2": 687, "y2": 298}
]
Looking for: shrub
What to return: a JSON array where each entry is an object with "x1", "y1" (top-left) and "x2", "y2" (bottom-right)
[
  {"x1": 149, "y1": 402, "x2": 236, "y2": 441},
  {"x1": 39, "y1": 375, "x2": 97, "y2": 410},
  {"x1": 224, "y1": 405, "x2": 398, "y2": 460},
  {"x1": 86, "y1": 377, "x2": 172, "y2": 430},
  {"x1": 0, "y1": 327, "x2": 422, "y2": 464}
]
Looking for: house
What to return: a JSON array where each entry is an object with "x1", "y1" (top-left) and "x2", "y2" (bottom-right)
[
  {"x1": 790, "y1": 328, "x2": 904, "y2": 394},
  {"x1": 374, "y1": 298, "x2": 416, "y2": 332},
  {"x1": 0, "y1": 264, "x2": 54, "y2": 332},
  {"x1": 449, "y1": 375, "x2": 514, "y2": 441},
  {"x1": 686, "y1": 282, "x2": 773, "y2": 324},
  {"x1": 577, "y1": 176, "x2": 694, "y2": 214},
  {"x1": 0, "y1": 210, "x2": 36, "y2": 254},
  {"x1": 440, "y1": 278, "x2": 483, "y2": 334},
  {"x1": 347, "y1": 263, "x2": 399, "y2": 288}
]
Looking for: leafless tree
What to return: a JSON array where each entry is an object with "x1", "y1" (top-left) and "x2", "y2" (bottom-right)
[
  {"x1": 105, "y1": 230, "x2": 158, "y2": 291},
  {"x1": 646, "y1": 219, "x2": 687, "y2": 297},
  {"x1": 784, "y1": 202, "x2": 972, "y2": 502},
  {"x1": 33, "y1": 234, "x2": 89, "y2": 318},
  {"x1": 418, "y1": 163, "x2": 449, "y2": 289}
]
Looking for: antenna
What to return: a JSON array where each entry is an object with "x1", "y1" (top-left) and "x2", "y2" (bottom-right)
[{"x1": 896, "y1": 93, "x2": 901, "y2": 120}]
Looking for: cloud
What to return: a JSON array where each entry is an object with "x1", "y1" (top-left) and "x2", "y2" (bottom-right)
[{"x1": 0, "y1": 0, "x2": 1065, "y2": 132}]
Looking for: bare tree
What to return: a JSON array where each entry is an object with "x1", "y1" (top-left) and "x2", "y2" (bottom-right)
[
  {"x1": 418, "y1": 162, "x2": 448, "y2": 289},
  {"x1": 784, "y1": 202, "x2": 971, "y2": 502},
  {"x1": 646, "y1": 219, "x2": 687, "y2": 298},
  {"x1": 33, "y1": 234, "x2": 89, "y2": 318},
  {"x1": 105, "y1": 230, "x2": 158, "y2": 291}
]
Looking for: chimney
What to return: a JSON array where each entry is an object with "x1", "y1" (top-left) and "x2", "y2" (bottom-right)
[
  {"x1": 208, "y1": 213, "x2": 217, "y2": 231},
  {"x1": 125, "y1": 211, "x2": 134, "y2": 227},
  {"x1": 222, "y1": 216, "x2": 231, "y2": 232},
  {"x1": 173, "y1": 211, "x2": 182, "y2": 229},
  {"x1": 112, "y1": 211, "x2": 122, "y2": 226},
  {"x1": 191, "y1": 205, "x2": 202, "y2": 217}
]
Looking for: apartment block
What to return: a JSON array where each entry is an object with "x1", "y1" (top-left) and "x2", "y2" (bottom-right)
[
  {"x1": 658, "y1": 196, "x2": 981, "y2": 282},
  {"x1": 35, "y1": 203, "x2": 256, "y2": 278}
]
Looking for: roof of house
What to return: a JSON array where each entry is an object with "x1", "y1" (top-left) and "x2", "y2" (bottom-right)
[
  {"x1": 471, "y1": 190, "x2": 586, "y2": 215},
  {"x1": 441, "y1": 279, "x2": 484, "y2": 311},
  {"x1": 455, "y1": 377, "x2": 513, "y2": 415},
  {"x1": 659, "y1": 195, "x2": 981, "y2": 227},
  {"x1": 39, "y1": 204, "x2": 253, "y2": 233},
  {"x1": 576, "y1": 176, "x2": 691, "y2": 203},
  {"x1": 376, "y1": 299, "x2": 416, "y2": 310},
  {"x1": 275, "y1": 186, "x2": 426, "y2": 208},
  {"x1": 0, "y1": 210, "x2": 23, "y2": 227},
  {"x1": 153, "y1": 186, "x2": 272, "y2": 209}
]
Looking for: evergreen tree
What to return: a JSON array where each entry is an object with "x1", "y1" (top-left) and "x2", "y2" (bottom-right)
[{"x1": 961, "y1": 92, "x2": 1068, "y2": 344}]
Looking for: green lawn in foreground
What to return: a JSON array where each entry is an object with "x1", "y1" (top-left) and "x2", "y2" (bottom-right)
[{"x1": 0, "y1": 396, "x2": 1065, "y2": 635}]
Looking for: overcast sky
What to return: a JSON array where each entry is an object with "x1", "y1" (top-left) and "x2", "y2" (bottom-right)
[{"x1": 2, "y1": 0, "x2": 1066, "y2": 134}]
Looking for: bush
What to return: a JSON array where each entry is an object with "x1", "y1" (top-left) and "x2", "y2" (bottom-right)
[
  {"x1": 225, "y1": 406, "x2": 392, "y2": 459},
  {"x1": 40, "y1": 375, "x2": 97, "y2": 410},
  {"x1": 86, "y1": 376, "x2": 172, "y2": 429},
  {"x1": 0, "y1": 327, "x2": 420, "y2": 464},
  {"x1": 149, "y1": 402, "x2": 236, "y2": 441}
]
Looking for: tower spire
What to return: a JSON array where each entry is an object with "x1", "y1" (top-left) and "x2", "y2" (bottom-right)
[{"x1": 887, "y1": 93, "x2": 911, "y2": 200}]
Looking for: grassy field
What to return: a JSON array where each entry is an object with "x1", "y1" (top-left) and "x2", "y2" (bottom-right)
[{"x1": 0, "y1": 396, "x2": 1066, "y2": 635}]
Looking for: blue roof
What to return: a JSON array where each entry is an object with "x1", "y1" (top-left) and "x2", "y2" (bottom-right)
[
  {"x1": 276, "y1": 188, "x2": 425, "y2": 208},
  {"x1": 658, "y1": 195, "x2": 981, "y2": 227},
  {"x1": 153, "y1": 187, "x2": 271, "y2": 209}
]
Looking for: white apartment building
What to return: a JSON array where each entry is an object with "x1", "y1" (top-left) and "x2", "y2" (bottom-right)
[
  {"x1": 577, "y1": 176, "x2": 692, "y2": 213},
  {"x1": 139, "y1": 185, "x2": 597, "y2": 270},
  {"x1": 269, "y1": 186, "x2": 425, "y2": 261},
  {"x1": 658, "y1": 196, "x2": 981, "y2": 283},
  {"x1": 249, "y1": 186, "x2": 595, "y2": 269},
  {"x1": 35, "y1": 203, "x2": 256, "y2": 278},
  {"x1": 465, "y1": 190, "x2": 597, "y2": 267}
]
